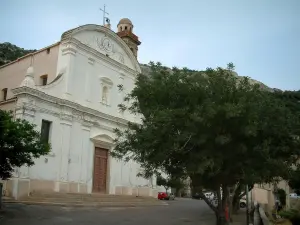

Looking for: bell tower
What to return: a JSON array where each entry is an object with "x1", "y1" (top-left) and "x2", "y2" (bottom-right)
[{"x1": 117, "y1": 18, "x2": 141, "y2": 59}]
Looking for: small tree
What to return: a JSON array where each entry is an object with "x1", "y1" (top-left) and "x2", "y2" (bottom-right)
[
  {"x1": 0, "y1": 110, "x2": 50, "y2": 180},
  {"x1": 156, "y1": 175, "x2": 184, "y2": 193},
  {"x1": 156, "y1": 175, "x2": 169, "y2": 192}
]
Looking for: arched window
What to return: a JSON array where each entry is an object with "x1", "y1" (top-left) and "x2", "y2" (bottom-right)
[
  {"x1": 125, "y1": 26, "x2": 127, "y2": 30},
  {"x1": 102, "y1": 86, "x2": 108, "y2": 104},
  {"x1": 99, "y1": 77, "x2": 113, "y2": 106}
]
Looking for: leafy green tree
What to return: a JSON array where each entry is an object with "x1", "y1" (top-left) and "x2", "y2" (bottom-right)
[
  {"x1": 112, "y1": 62, "x2": 300, "y2": 225},
  {"x1": 231, "y1": 90, "x2": 300, "y2": 213},
  {"x1": 0, "y1": 110, "x2": 50, "y2": 179}
]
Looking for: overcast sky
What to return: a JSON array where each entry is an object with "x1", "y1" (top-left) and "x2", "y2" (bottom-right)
[{"x1": 0, "y1": 0, "x2": 299, "y2": 90}]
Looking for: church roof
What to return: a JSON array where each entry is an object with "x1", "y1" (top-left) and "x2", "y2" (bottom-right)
[{"x1": 118, "y1": 18, "x2": 132, "y2": 25}]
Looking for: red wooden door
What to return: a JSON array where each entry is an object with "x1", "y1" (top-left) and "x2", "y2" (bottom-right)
[{"x1": 93, "y1": 147, "x2": 108, "y2": 193}]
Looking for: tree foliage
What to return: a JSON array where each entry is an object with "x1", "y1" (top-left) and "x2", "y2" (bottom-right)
[
  {"x1": 0, "y1": 42, "x2": 36, "y2": 66},
  {"x1": 156, "y1": 175, "x2": 169, "y2": 192},
  {"x1": 0, "y1": 110, "x2": 50, "y2": 179},
  {"x1": 288, "y1": 167, "x2": 300, "y2": 195},
  {"x1": 156, "y1": 175, "x2": 185, "y2": 193},
  {"x1": 112, "y1": 62, "x2": 300, "y2": 225}
]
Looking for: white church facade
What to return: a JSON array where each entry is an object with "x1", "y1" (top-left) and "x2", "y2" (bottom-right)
[{"x1": 0, "y1": 19, "x2": 159, "y2": 199}]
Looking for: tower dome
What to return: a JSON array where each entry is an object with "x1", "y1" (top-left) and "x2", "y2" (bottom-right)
[
  {"x1": 116, "y1": 18, "x2": 141, "y2": 59},
  {"x1": 117, "y1": 18, "x2": 133, "y2": 32}
]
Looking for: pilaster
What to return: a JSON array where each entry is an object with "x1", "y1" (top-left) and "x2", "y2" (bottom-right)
[
  {"x1": 85, "y1": 57, "x2": 95, "y2": 102},
  {"x1": 61, "y1": 44, "x2": 77, "y2": 99},
  {"x1": 55, "y1": 115, "x2": 73, "y2": 192}
]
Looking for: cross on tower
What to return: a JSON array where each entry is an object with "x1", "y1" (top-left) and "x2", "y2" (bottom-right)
[{"x1": 99, "y1": 4, "x2": 109, "y2": 26}]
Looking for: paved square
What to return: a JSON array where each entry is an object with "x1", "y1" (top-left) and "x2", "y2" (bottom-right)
[{"x1": 1, "y1": 198, "x2": 215, "y2": 225}]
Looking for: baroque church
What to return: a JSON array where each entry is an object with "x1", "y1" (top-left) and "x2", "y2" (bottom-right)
[{"x1": 0, "y1": 18, "x2": 160, "y2": 199}]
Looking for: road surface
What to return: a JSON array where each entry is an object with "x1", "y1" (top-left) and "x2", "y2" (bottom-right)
[{"x1": 1, "y1": 198, "x2": 215, "y2": 225}]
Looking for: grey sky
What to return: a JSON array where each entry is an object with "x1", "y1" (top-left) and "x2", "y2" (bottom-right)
[{"x1": 1, "y1": 0, "x2": 299, "y2": 90}]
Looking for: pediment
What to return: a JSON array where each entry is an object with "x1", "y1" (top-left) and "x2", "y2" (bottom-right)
[
  {"x1": 61, "y1": 24, "x2": 141, "y2": 72},
  {"x1": 99, "y1": 77, "x2": 113, "y2": 86},
  {"x1": 90, "y1": 134, "x2": 115, "y2": 148}
]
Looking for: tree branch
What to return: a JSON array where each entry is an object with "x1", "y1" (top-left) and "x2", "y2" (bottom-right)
[{"x1": 179, "y1": 135, "x2": 192, "y2": 151}]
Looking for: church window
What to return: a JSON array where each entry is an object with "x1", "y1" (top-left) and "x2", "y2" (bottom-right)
[
  {"x1": 1, "y1": 88, "x2": 8, "y2": 101},
  {"x1": 46, "y1": 48, "x2": 50, "y2": 54},
  {"x1": 99, "y1": 77, "x2": 113, "y2": 106},
  {"x1": 40, "y1": 75, "x2": 48, "y2": 85},
  {"x1": 41, "y1": 120, "x2": 52, "y2": 144},
  {"x1": 102, "y1": 86, "x2": 108, "y2": 104}
]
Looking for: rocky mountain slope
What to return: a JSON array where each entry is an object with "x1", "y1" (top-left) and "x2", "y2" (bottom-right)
[
  {"x1": 0, "y1": 42, "x2": 273, "y2": 91},
  {"x1": 0, "y1": 42, "x2": 36, "y2": 66}
]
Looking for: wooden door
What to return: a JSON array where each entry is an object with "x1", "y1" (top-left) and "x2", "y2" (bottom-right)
[{"x1": 93, "y1": 147, "x2": 108, "y2": 193}]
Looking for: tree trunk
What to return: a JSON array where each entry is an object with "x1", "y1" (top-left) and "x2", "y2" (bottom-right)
[
  {"x1": 232, "y1": 192, "x2": 241, "y2": 213},
  {"x1": 216, "y1": 214, "x2": 228, "y2": 225},
  {"x1": 232, "y1": 183, "x2": 242, "y2": 214},
  {"x1": 232, "y1": 196, "x2": 240, "y2": 214},
  {"x1": 214, "y1": 187, "x2": 229, "y2": 225}
]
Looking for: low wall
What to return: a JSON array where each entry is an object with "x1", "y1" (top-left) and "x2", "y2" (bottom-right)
[
  {"x1": 290, "y1": 198, "x2": 300, "y2": 209},
  {"x1": 2, "y1": 178, "x2": 158, "y2": 200}
]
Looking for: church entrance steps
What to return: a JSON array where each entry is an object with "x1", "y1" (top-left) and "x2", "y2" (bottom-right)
[{"x1": 3, "y1": 192, "x2": 168, "y2": 207}]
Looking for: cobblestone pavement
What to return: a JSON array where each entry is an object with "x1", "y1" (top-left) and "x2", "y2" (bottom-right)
[{"x1": 1, "y1": 198, "x2": 216, "y2": 225}]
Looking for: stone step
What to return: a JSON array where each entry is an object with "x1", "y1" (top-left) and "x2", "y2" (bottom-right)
[
  {"x1": 20, "y1": 197, "x2": 158, "y2": 202},
  {"x1": 3, "y1": 199, "x2": 167, "y2": 207},
  {"x1": 27, "y1": 193, "x2": 156, "y2": 201},
  {"x1": 3, "y1": 192, "x2": 165, "y2": 207},
  {"x1": 30, "y1": 192, "x2": 154, "y2": 199}
]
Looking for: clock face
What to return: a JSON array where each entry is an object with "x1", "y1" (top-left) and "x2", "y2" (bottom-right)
[{"x1": 103, "y1": 38, "x2": 113, "y2": 52}]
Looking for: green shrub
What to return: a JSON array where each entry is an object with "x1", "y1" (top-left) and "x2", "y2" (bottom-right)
[{"x1": 279, "y1": 209, "x2": 300, "y2": 225}]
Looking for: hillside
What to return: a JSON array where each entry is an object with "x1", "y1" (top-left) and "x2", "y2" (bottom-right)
[
  {"x1": 0, "y1": 42, "x2": 273, "y2": 92},
  {"x1": 0, "y1": 42, "x2": 36, "y2": 66}
]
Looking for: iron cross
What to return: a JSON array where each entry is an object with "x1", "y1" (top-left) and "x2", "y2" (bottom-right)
[{"x1": 99, "y1": 4, "x2": 109, "y2": 26}]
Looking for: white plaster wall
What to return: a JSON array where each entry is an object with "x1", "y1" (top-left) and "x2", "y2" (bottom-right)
[
  {"x1": 52, "y1": 41, "x2": 138, "y2": 124},
  {"x1": 11, "y1": 26, "x2": 153, "y2": 195},
  {"x1": 73, "y1": 30, "x2": 135, "y2": 70},
  {"x1": 109, "y1": 158, "x2": 150, "y2": 192},
  {"x1": 28, "y1": 110, "x2": 61, "y2": 181},
  {"x1": 20, "y1": 104, "x2": 150, "y2": 194},
  {"x1": 61, "y1": 46, "x2": 136, "y2": 121}
]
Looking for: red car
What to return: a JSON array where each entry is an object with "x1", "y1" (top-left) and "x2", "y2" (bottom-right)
[{"x1": 158, "y1": 192, "x2": 169, "y2": 200}]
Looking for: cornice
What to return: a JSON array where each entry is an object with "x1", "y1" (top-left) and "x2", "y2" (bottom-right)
[
  {"x1": 60, "y1": 24, "x2": 141, "y2": 73},
  {"x1": 11, "y1": 86, "x2": 129, "y2": 127},
  {"x1": 61, "y1": 38, "x2": 139, "y2": 80}
]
